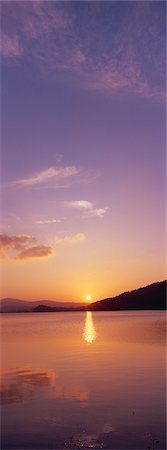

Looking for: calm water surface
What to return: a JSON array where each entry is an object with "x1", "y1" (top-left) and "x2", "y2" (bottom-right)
[{"x1": 1, "y1": 311, "x2": 166, "y2": 449}]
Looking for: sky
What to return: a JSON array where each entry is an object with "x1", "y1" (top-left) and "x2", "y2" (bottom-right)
[{"x1": 0, "y1": 0, "x2": 166, "y2": 302}]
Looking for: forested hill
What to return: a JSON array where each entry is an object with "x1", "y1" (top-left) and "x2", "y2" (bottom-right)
[{"x1": 88, "y1": 280, "x2": 166, "y2": 311}]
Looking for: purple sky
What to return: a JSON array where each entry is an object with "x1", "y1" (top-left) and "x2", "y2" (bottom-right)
[{"x1": 1, "y1": 1, "x2": 166, "y2": 301}]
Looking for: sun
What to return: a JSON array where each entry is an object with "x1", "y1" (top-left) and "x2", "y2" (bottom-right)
[{"x1": 85, "y1": 295, "x2": 92, "y2": 302}]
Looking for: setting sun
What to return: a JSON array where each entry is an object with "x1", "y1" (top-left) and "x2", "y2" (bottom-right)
[{"x1": 85, "y1": 295, "x2": 91, "y2": 302}]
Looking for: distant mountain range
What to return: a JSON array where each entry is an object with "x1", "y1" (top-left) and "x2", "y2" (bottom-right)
[
  {"x1": 0, "y1": 280, "x2": 166, "y2": 313},
  {"x1": 0, "y1": 298, "x2": 86, "y2": 313}
]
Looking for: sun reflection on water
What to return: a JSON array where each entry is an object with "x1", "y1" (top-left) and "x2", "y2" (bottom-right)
[{"x1": 83, "y1": 311, "x2": 96, "y2": 344}]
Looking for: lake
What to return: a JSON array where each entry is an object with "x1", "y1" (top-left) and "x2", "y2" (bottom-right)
[{"x1": 1, "y1": 311, "x2": 166, "y2": 449}]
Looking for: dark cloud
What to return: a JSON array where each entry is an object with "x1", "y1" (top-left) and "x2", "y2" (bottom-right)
[
  {"x1": 16, "y1": 245, "x2": 54, "y2": 260},
  {"x1": 0, "y1": 234, "x2": 36, "y2": 258},
  {"x1": 0, "y1": 234, "x2": 54, "y2": 260},
  {"x1": 0, "y1": 234, "x2": 36, "y2": 250}
]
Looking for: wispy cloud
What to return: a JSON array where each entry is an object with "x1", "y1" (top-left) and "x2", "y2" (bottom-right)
[
  {"x1": 1, "y1": 31, "x2": 23, "y2": 58},
  {"x1": 1, "y1": 2, "x2": 165, "y2": 101},
  {"x1": 68, "y1": 200, "x2": 93, "y2": 210},
  {"x1": 8, "y1": 166, "x2": 96, "y2": 189},
  {"x1": 85, "y1": 207, "x2": 110, "y2": 219},
  {"x1": 55, "y1": 233, "x2": 86, "y2": 245},
  {"x1": 66, "y1": 200, "x2": 110, "y2": 219},
  {"x1": 0, "y1": 233, "x2": 54, "y2": 260},
  {"x1": 16, "y1": 245, "x2": 54, "y2": 260},
  {"x1": 36, "y1": 219, "x2": 62, "y2": 225},
  {"x1": 12, "y1": 166, "x2": 79, "y2": 186},
  {"x1": 0, "y1": 1, "x2": 71, "y2": 58}
]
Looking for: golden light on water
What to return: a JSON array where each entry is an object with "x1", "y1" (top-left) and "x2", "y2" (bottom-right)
[{"x1": 83, "y1": 311, "x2": 96, "y2": 344}]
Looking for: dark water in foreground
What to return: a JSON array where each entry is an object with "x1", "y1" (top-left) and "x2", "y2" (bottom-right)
[{"x1": 1, "y1": 311, "x2": 166, "y2": 449}]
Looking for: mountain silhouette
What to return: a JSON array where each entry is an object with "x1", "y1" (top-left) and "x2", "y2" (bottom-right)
[{"x1": 88, "y1": 280, "x2": 166, "y2": 311}]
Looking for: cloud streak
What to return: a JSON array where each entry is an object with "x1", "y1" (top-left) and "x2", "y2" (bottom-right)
[
  {"x1": 9, "y1": 166, "x2": 96, "y2": 189},
  {"x1": 36, "y1": 219, "x2": 62, "y2": 225}
]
